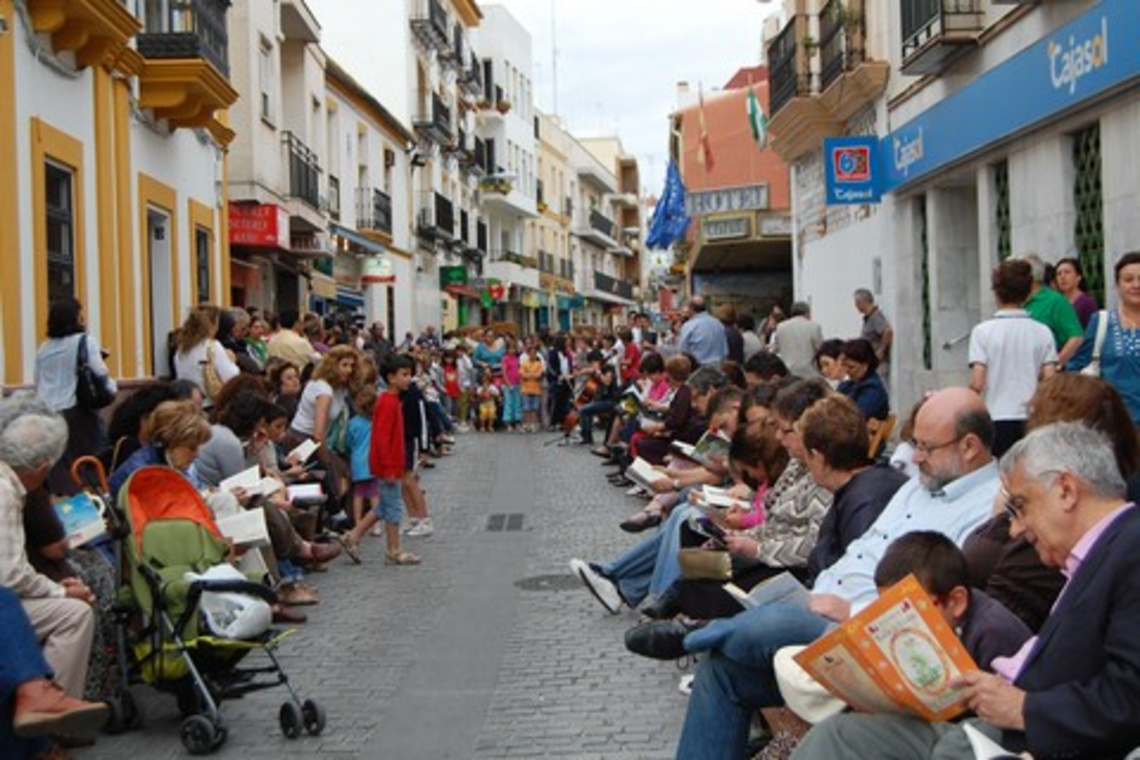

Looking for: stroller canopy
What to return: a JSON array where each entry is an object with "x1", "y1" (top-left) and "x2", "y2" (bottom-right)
[{"x1": 120, "y1": 466, "x2": 222, "y2": 551}]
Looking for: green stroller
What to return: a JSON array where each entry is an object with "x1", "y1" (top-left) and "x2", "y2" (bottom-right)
[{"x1": 116, "y1": 466, "x2": 326, "y2": 754}]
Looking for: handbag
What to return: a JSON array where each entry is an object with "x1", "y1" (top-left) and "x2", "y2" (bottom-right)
[
  {"x1": 327, "y1": 405, "x2": 350, "y2": 455},
  {"x1": 677, "y1": 548, "x2": 732, "y2": 581},
  {"x1": 202, "y1": 341, "x2": 225, "y2": 399},
  {"x1": 1079, "y1": 309, "x2": 1110, "y2": 378},
  {"x1": 75, "y1": 335, "x2": 115, "y2": 410}
]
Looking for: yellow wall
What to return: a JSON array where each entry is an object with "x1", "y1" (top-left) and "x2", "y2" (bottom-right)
[
  {"x1": 0, "y1": 0, "x2": 21, "y2": 384},
  {"x1": 137, "y1": 173, "x2": 179, "y2": 377},
  {"x1": 93, "y1": 67, "x2": 120, "y2": 374},
  {"x1": 31, "y1": 117, "x2": 87, "y2": 346},
  {"x1": 114, "y1": 79, "x2": 138, "y2": 377}
]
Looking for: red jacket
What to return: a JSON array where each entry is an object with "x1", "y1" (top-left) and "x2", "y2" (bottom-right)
[{"x1": 369, "y1": 391, "x2": 405, "y2": 480}]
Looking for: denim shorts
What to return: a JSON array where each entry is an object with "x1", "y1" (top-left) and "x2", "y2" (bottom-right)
[
  {"x1": 371, "y1": 479, "x2": 405, "y2": 523},
  {"x1": 522, "y1": 394, "x2": 541, "y2": 412},
  {"x1": 353, "y1": 479, "x2": 380, "y2": 500}
]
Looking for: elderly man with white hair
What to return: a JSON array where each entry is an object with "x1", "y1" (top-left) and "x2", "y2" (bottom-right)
[
  {"x1": 793, "y1": 421, "x2": 1140, "y2": 760},
  {"x1": 0, "y1": 395, "x2": 97, "y2": 698}
]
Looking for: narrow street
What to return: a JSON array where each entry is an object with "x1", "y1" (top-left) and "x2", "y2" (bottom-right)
[{"x1": 75, "y1": 432, "x2": 688, "y2": 759}]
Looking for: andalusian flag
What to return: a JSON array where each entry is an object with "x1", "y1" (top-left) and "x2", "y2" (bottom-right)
[
  {"x1": 747, "y1": 84, "x2": 768, "y2": 149},
  {"x1": 696, "y1": 84, "x2": 715, "y2": 171}
]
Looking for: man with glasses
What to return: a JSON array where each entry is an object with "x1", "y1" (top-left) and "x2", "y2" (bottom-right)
[
  {"x1": 794, "y1": 421, "x2": 1140, "y2": 760},
  {"x1": 634, "y1": 387, "x2": 1000, "y2": 760}
]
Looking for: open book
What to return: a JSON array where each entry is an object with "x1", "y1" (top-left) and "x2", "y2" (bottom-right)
[
  {"x1": 287, "y1": 438, "x2": 320, "y2": 464},
  {"x1": 697, "y1": 485, "x2": 750, "y2": 510},
  {"x1": 215, "y1": 508, "x2": 271, "y2": 548},
  {"x1": 794, "y1": 575, "x2": 978, "y2": 721},
  {"x1": 671, "y1": 429, "x2": 731, "y2": 470},
  {"x1": 286, "y1": 483, "x2": 324, "y2": 502},
  {"x1": 54, "y1": 492, "x2": 108, "y2": 548},
  {"x1": 620, "y1": 385, "x2": 666, "y2": 421},
  {"x1": 625, "y1": 457, "x2": 670, "y2": 490},
  {"x1": 724, "y1": 571, "x2": 811, "y2": 611},
  {"x1": 219, "y1": 465, "x2": 284, "y2": 498}
]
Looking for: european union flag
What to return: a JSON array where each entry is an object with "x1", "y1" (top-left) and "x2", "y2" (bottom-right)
[{"x1": 645, "y1": 159, "x2": 690, "y2": 250}]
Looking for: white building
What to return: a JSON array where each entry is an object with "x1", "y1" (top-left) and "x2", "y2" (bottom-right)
[
  {"x1": 1, "y1": 0, "x2": 236, "y2": 384},
  {"x1": 769, "y1": 0, "x2": 1140, "y2": 412}
]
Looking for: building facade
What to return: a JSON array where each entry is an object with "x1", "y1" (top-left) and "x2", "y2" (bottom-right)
[
  {"x1": 530, "y1": 112, "x2": 578, "y2": 332},
  {"x1": 1, "y1": 0, "x2": 236, "y2": 385}
]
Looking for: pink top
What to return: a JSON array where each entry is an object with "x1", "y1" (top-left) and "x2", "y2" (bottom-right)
[
  {"x1": 991, "y1": 502, "x2": 1134, "y2": 682},
  {"x1": 502, "y1": 354, "x2": 521, "y2": 385},
  {"x1": 647, "y1": 377, "x2": 672, "y2": 402}
]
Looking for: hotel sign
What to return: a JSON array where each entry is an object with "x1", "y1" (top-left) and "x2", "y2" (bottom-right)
[
  {"x1": 686, "y1": 184, "x2": 769, "y2": 216},
  {"x1": 702, "y1": 214, "x2": 752, "y2": 242}
]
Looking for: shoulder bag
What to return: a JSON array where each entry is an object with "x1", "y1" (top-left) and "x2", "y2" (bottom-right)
[
  {"x1": 1079, "y1": 310, "x2": 1110, "y2": 378},
  {"x1": 202, "y1": 341, "x2": 225, "y2": 399},
  {"x1": 75, "y1": 335, "x2": 115, "y2": 410}
]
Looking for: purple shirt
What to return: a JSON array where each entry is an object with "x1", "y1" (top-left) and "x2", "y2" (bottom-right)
[
  {"x1": 992, "y1": 502, "x2": 1134, "y2": 682},
  {"x1": 1070, "y1": 292, "x2": 1099, "y2": 329}
]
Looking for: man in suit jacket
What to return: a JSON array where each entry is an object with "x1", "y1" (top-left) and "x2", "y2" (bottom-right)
[{"x1": 793, "y1": 421, "x2": 1140, "y2": 760}]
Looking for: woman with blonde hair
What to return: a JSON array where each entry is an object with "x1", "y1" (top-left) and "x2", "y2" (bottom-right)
[
  {"x1": 107, "y1": 400, "x2": 212, "y2": 495},
  {"x1": 173, "y1": 305, "x2": 240, "y2": 407},
  {"x1": 288, "y1": 345, "x2": 360, "y2": 504}
]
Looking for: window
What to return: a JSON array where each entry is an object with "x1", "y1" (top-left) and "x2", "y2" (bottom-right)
[
  {"x1": 993, "y1": 160, "x2": 1011, "y2": 262},
  {"x1": 259, "y1": 39, "x2": 273, "y2": 123},
  {"x1": 1072, "y1": 124, "x2": 1104, "y2": 305},
  {"x1": 195, "y1": 227, "x2": 211, "y2": 304},
  {"x1": 45, "y1": 162, "x2": 75, "y2": 304}
]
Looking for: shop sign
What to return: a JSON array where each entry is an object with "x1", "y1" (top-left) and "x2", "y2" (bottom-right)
[
  {"x1": 760, "y1": 215, "x2": 793, "y2": 237},
  {"x1": 702, "y1": 215, "x2": 752, "y2": 241},
  {"x1": 361, "y1": 256, "x2": 395, "y2": 284},
  {"x1": 824, "y1": 137, "x2": 882, "y2": 205},
  {"x1": 229, "y1": 203, "x2": 289, "y2": 248},
  {"x1": 440, "y1": 265, "x2": 468, "y2": 287},
  {"x1": 685, "y1": 184, "x2": 768, "y2": 216}
]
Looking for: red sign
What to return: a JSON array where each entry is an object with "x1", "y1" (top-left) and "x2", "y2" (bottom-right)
[{"x1": 229, "y1": 203, "x2": 289, "y2": 248}]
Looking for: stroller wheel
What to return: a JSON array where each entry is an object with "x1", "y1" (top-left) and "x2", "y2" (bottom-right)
[
  {"x1": 180, "y1": 714, "x2": 219, "y2": 755},
  {"x1": 301, "y1": 699, "x2": 326, "y2": 736},
  {"x1": 211, "y1": 725, "x2": 228, "y2": 751},
  {"x1": 279, "y1": 701, "x2": 303, "y2": 739}
]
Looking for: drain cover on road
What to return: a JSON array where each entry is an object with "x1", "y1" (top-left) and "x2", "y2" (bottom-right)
[
  {"x1": 515, "y1": 573, "x2": 582, "y2": 592},
  {"x1": 486, "y1": 513, "x2": 525, "y2": 532}
]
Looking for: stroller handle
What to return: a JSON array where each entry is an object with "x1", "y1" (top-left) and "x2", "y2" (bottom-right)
[{"x1": 187, "y1": 579, "x2": 279, "y2": 608}]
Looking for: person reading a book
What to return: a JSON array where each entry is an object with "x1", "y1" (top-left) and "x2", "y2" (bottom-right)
[
  {"x1": 630, "y1": 363, "x2": 722, "y2": 467},
  {"x1": 628, "y1": 387, "x2": 998, "y2": 760},
  {"x1": 793, "y1": 422, "x2": 1140, "y2": 760},
  {"x1": 836, "y1": 338, "x2": 889, "y2": 422},
  {"x1": 598, "y1": 351, "x2": 672, "y2": 465}
]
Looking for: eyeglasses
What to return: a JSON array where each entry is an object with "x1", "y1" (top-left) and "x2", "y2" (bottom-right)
[
  {"x1": 910, "y1": 434, "x2": 964, "y2": 455},
  {"x1": 1001, "y1": 470, "x2": 1062, "y2": 523}
]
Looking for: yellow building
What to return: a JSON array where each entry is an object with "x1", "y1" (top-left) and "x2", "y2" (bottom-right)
[{"x1": 1, "y1": 0, "x2": 236, "y2": 386}]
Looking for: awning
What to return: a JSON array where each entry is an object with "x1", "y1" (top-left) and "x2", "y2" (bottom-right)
[
  {"x1": 336, "y1": 286, "x2": 365, "y2": 309},
  {"x1": 329, "y1": 222, "x2": 387, "y2": 256},
  {"x1": 584, "y1": 289, "x2": 635, "y2": 307},
  {"x1": 445, "y1": 284, "x2": 482, "y2": 299}
]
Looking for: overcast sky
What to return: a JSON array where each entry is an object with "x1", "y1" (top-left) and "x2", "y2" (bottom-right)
[{"x1": 490, "y1": 0, "x2": 778, "y2": 195}]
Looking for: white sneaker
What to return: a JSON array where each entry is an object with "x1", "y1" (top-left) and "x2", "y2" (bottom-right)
[
  {"x1": 405, "y1": 519, "x2": 435, "y2": 537},
  {"x1": 369, "y1": 525, "x2": 384, "y2": 538},
  {"x1": 678, "y1": 674, "x2": 694, "y2": 696},
  {"x1": 568, "y1": 558, "x2": 623, "y2": 614},
  {"x1": 626, "y1": 484, "x2": 647, "y2": 497},
  {"x1": 401, "y1": 519, "x2": 420, "y2": 535}
]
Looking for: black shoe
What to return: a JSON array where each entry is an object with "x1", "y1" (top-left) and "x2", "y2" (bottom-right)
[
  {"x1": 624, "y1": 619, "x2": 700, "y2": 661},
  {"x1": 611, "y1": 477, "x2": 635, "y2": 488},
  {"x1": 619, "y1": 513, "x2": 662, "y2": 533},
  {"x1": 640, "y1": 587, "x2": 682, "y2": 621}
]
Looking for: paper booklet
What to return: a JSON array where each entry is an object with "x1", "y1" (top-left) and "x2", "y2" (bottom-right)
[
  {"x1": 794, "y1": 575, "x2": 978, "y2": 722},
  {"x1": 218, "y1": 465, "x2": 284, "y2": 498},
  {"x1": 625, "y1": 457, "x2": 670, "y2": 490},
  {"x1": 698, "y1": 485, "x2": 750, "y2": 510},
  {"x1": 671, "y1": 429, "x2": 731, "y2": 470},
  {"x1": 962, "y1": 724, "x2": 1022, "y2": 760},
  {"x1": 54, "y1": 492, "x2": 108, "y2": 548},
  {"x1": 287, "y1": 438, "x2": 320, "y2": 464},
  {"x1": 286, "y1": 483, "x2": 324, "y2": 501},
  {"x1": 724, "y1": 571, "x2": 811, "y2": 611},
  {"x1": 215, "y1": 508, "x2": 271, "y2": 548}
]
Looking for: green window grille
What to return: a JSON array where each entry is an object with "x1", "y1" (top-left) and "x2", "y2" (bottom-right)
[
  {"x1": 920, "y1": 196, "x2": 932, "y2": 371},
  {"x1": 1072, "y1": 124, "x2": 1104, "y2": 306},
  {"x1": 994, "y1": 159, "x2": 1011, "y2": 262}
]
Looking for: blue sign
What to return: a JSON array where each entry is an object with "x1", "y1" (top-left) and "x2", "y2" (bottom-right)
[
  {"x1": 824, "y1": 137, "x2": 882, "y2": 205},
  {"x1": 881, "y1": 0, "x2": 1140, "y2": 191}
]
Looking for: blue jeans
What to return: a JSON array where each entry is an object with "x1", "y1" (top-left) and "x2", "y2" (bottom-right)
[
  {"x1": 502, "y1": 385, "x2": 522, "y2": 424},
  {"x1": 576, "y1": 400, "x2": 615, "y2": 443},
  {"x1": 676, "y1": 602, "x2": 831, "y2": 759},
  {"x1": 601, "y1": 503, "x2": 696, "y2": 607},
  {"x1": 0, "y1": 587, "x2": 53, "y2": 758}
]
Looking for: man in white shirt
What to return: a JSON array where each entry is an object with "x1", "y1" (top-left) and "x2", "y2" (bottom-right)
[{"x1": 773, "y1": 302, "x2": 824, "y2": 378}]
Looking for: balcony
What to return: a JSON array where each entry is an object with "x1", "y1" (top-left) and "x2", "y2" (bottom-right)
[
  {"x1": 817, "y1": 0, "x2": 889, "y2": 123},
  {"x1": 416, "y1": 191, "x2": 455, "y2": 243},
  {"x1": 439, "y1": 23, "x2": 465, "y2": 71},
  {"x1": 356, "y1": 187, "x2": 393, "y2": 238},
  {"x1": 486, "y1": 250, "x2": 540, "y2": 289},
  {"x1": 283, "y1": 131, "x2": 320, "y2": 210},
  {"x1": 479, "y1": 175, "x2": 538, "y2": 218},
  {"x1": 414, "y1": 92, "x2": 453, "y2": 145},
  {"x1": 461, "y1": 137, "x2": 487, "y2": 177},
  {"x1": 592, "y1": 271, "x2": 634, "y2": 302},
  {"x1": 900, "y1": 0, "x2": 984, "y2": 76},
  {"x1": 766, "y1": 13, "x2": 842, "y2": 164},
  {"x1": 410, "y1": 0, "x2": 451, "y2": 53},
  {"x1": 26, "y1": 0, "x2": 140, "y2": 70},
  {"x1": 460, "y1": 52, "x2": 484, "y2": 98},
  {"x1": 574, "y1": 209, "x2": 620, "y2": 249},
  {"x1": 537, "y1": 250, "x2": 556, "y2": 274},
  {"x1": 138, "y1": 0, "x2": 230, "y2": 75}
]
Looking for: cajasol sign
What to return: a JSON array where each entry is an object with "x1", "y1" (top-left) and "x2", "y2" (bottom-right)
[
  {"x1": 880, "y1": 0, "x2": 1138, "y2": 191},
  {"x1": 824, "y1": 137, "x2": 882, "y2": 205}
]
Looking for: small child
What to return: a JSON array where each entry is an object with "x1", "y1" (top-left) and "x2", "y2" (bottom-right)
[
  {"x1": 442, "y1": 350, "x2": 461, "y2": 423},
  {"x1": 341, "y1": 355, "x2": 421, "y2": 566},
  {"x1": 520, "y1": 345, "x2": 544, "y2": 433},
  {"x1": 345, "y1": 385, "x2": 383, "y2": 537},
  {"x1": 501, "y1": 339, "x2": 522, "y2": 432},
  {"x1": 475, "y1": 371, "x2": 499, "y2": 432},
  {"x1": 456, "y1": 344, "x2": 474, "y2": 431}
]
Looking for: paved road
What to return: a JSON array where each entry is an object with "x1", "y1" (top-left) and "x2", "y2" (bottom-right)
[{"x1": 75, "y1": 431, "x2": 689, "y2": 759}]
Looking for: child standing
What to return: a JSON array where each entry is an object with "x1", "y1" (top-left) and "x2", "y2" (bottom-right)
[
  {"x1": 475, "y1": 371, "x2": 499, "y2": 432},
  {"x1": 341, "y1": 355, "x2": 421, "y2": 566},
  {"x1": 501, "y1": 339, "x2": 523, "y2": 432},
  {"x1": 456, "y1": 344, "x2": 474, "y2": 432},
  {"x1": 345, "y1": 385, "x2": 383, "y2": 537},
  {"x1": 442, "y1": 350, "x2": 461, "y2": 424},
  {"x1": 520, "y1": 345, "x2": 544, "y2": 433}
]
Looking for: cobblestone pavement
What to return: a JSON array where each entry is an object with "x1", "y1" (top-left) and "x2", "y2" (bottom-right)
[{"x1": 75, "y1": 431, "x2": 689, "y2": 759}]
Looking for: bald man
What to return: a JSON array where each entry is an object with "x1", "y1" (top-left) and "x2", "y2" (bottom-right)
[{"x1": 628, "y1": 388, "x2": 1002, "y2": 760}]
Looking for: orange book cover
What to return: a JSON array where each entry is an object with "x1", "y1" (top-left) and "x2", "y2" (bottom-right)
[{"x1": 794, "y1": 574, "x2": 978, "y2": 721}]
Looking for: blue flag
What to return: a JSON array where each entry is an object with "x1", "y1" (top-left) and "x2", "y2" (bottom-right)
[{"x1": 645, "y1": 159, "x2": 690, "y2": 250}]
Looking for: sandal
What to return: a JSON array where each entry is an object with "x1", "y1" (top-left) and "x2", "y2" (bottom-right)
[
  {"x1": 385, "y1": 550, "x2": 421, "y2": 566},
  {"x1": 339, "y1": 534, "x2": 362, "y2": 565}
]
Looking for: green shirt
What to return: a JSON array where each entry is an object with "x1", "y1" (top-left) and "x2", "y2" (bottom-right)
[{"x1": 1024, "y1": 286, "x2": 1083, "y2": 350}]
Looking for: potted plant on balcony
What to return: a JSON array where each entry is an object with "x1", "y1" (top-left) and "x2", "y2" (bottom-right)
[
  {"x1": 537, "y1": 200, "x2": 549, "y2": 213},
  {"x1": 477, "y1": 97, "x2": 492, "y2": 110},
  {"x1": 495, "y1": 99, "x2": 512, "y2": 114}
]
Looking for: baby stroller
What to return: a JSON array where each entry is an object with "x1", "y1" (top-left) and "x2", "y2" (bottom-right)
[{"x1": 115, "y1": 466, "x2": 326, "y2": 754}]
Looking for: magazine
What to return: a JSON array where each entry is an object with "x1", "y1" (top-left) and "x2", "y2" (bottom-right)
[
  {"x1": 671, "y1": 429, "x2": 731, "y2": 470},
  {"x1": 794, "y1": 575, "x2": 978, "y2": 722},
  {"x1": 723, "y1": 571, "x2": 811, "y2": 611},
  {"x1": 625, "y1": 457, "x2": 670, "y2": 490},
  {"x1": 54, "y1": 492, "x2": 107, "y2": 548}
]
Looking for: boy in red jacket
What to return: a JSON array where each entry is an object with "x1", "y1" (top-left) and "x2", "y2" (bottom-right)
[{"x1": 341, "y1": 354, "x2": 420, "y2": 566}]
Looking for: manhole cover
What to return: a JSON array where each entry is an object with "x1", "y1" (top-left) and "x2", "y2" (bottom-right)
[
  {"x1": 487, "y1": 513, "x2": 525, "y2": 531},
  {"x1": 515, "y1": 573, "x2": 582, "y2": 592}
]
